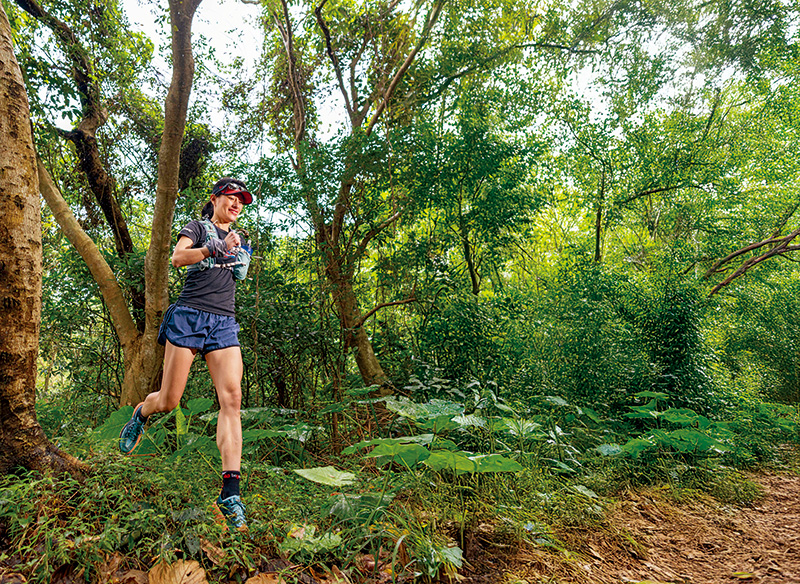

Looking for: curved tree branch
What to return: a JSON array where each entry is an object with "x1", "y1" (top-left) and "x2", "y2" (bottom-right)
[
  {"x1": 365, "y1": 0, "x2": 445, "y2": 136},
  {"x1": 14, "y1": 0, "x2": 135, "y2": 262},
  {"x1": 352, "y1": 295, "x2": 417, "y2": 329},
  {"x1": 37, "y1": 158, "x2": 139, "y2": 349},
  {"x1": 315, "y1": 0, "x2": 355, "y2": 124}
]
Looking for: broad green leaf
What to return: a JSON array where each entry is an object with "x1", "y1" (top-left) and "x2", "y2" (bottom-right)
[
  {"x1": 169, "y1": 434, "x2": 217, "y2": 462},
  {"x1": 596, "y1": 443, "x2": 622, "y2": 456},
  {"x1": 176, "y1": 407, "x2": 187, "y2": 437},
  {"x1": 621, "y1": 437, "x2": 656, "y2": 457},
  {"x1": 633, "y1": 391, "x2": 670, "y2": 400},
  {"x1": 572, "y1": 485, "x2": 599, "y2": 499},
  {"x1": 502, "y1": 418, "x2": 542, "y2": 438},
  {"x1": 294, "y1": 466, "x2": 356, "y2": 487},
  {"x1": 95, "y1": 407, "x2": 136, "y2": 442},
  {"x1": 577, "y1": 406, "x2": 601, "y2": 423},
  {"x1": 416, "y1": 415, "x2": 460, "y2": 433},
  {"x1": 661, "y1": 408, "x2": 712, "y2": 429},
  {"x1": 242, "y1": 429, "x2": 289, "y2": 442},
  {"x1": 662, "y1": 429, "x2": 728, "y2": 453},
  {"x1": 545, "y1": 459, "x2": 577, "y2": 473},
  {"x1": 383, "y1": 397, "x2": 463, "y2": 420},
  {"x1": 283, "y1": 424, "x2": 322, "y2": 443},
  {"x1": 186, "y1": 398, "x2": 213, "y2": 415},
  {"x1": 624, "y1": 410, "x2": 660, "y2": 419},
  {"x1": 318, "y1": 403, "x2": 346, "y2": 414},
  {"x1": 327, "y1": 492, "x2": 395, "y2": 520},
  {"x1": 365, "y1": 443, "x2": 431, "y2": 468},
  {"x1": 424, "y1": 451, "x2": 478, "y2": 474},
  {"x1": 469, "y1": 454, "x2": 523, "y2": 473},
  {"x1": 452, "y1": 414, "x2": 486, "y2": 428},
  {"x1": 544, "y1": 396, "x2": 568, "y2": 407},
  {"x1": 343, "y1": 434, "x2": 436, "y2": 455},
  {"x1": 439, "y1": 545, "x2": 463, "y2": 568}
]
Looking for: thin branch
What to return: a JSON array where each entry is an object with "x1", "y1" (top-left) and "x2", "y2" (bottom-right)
[
  {"x1": 707, "y1": 227, "x2": 800, "y2": 296},
  {"x1": 365, "y1": 0, "x2": 445, "y2": 136},
  {"x1": 617, "y1": 184, "x2": 685, "y2": 207},
  {"x1": 352, "y1": 294, "x2": 417, "y2": 329},
  {"x1": 351, "y1": 210, "x2": 403, "y2": 270},
  {"x1": 703, "y1": 230, "x2": 799, "y2": 279},
  {"x1": 272, "y1": 0, "x2": 306, "y2": 151},
  {"x1": 315, "y1": 0, "x2": 355, "y2": 124}
]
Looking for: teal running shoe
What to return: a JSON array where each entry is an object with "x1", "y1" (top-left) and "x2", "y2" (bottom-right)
[
  {"x1": 119, "y1": 403, "x2": 146, "y2": 454},
  {"x1": 212, "y1": 494, "x2": 248, "y2": 532}
]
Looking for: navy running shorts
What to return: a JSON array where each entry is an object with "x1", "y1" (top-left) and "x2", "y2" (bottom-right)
[{"x1": 158, "y1": 304, "x2": 240, "y2": 356}]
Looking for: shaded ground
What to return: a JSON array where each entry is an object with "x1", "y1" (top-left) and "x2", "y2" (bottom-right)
[
  {"x1": 462, "y1": 473, "x2": 800, "y2": 584},
  {"x1": 2, "y1": 473, "x2": 799, "y2": 583}
]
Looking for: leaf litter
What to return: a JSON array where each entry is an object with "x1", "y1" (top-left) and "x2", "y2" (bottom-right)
[
  {"x1": 458, "y1": 473, "x2": 800, "y2": 584},
  {"x1": 1, "y1": 473, "x2": 798, "y2": 584}
]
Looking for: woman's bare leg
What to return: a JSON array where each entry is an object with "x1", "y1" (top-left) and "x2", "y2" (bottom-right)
[
  {"x1": 139, "y1": 342, "x2": 197, "y2": 418},
  {"x1": 205, "y1": 346, "x2": 243, "y2": 472}
]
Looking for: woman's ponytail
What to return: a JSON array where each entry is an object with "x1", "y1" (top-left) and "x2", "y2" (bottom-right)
[{"x1": 201, "y1": 200, "x2": 214, "y2": 220}]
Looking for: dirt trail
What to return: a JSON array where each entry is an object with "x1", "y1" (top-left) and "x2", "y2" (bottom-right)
[
  {"x1": 466, "y1": 473, "x2": 800, "y2": 584},
  {"x1": 596, "y1": 474, "x2": 800, "y2": 584}
]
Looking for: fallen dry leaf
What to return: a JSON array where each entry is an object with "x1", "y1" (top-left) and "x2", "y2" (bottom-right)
[
  {"x1": 116, "y1": 569, "x2": 148, "y2": 584},
  {"x1": 330, "y1": 565, "x2": 350, "y2": 584},
  {"x1": 199, "y1": 538, "x2": 226, "y2": 566},
  {"x1": 149, "y1": 560, "x2": 208, "y2": 584},
  {"x1": 96, "y1": 552, "x2": 123, "y2": 584},
  {"x1": 245, "y1": 573, "x2": 288, "y2": 584}
]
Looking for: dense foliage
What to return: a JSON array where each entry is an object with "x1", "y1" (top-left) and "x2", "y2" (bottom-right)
[{"x1": 3, "y1": 0, "x2": 800, "y2": 581}]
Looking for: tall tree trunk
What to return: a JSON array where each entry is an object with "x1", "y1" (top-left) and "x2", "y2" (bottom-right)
[
  {"x1": 318, "y1": 226, "x2": 390, "y2": 389},
  {"x1": 594, "y1": 169, "x2": 605, "y2": 263},
  {"x1": 459, "y1": 218, "x2": 480, "y2": 296},
  {"x1": 0, "y1": 3, "x2": 85, "y2": 478},
  {"x1": 127, "y1": 0, "x2": 203, "y2": 407}
]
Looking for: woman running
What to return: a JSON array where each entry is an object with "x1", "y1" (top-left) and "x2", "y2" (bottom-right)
[{"x1": 119, "y1": 177, "x2": 253, "y2": 531}]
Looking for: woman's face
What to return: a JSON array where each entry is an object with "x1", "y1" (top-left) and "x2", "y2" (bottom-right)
[{"x1": 212, "y1": 194, "x2": 244, "y2": 224}]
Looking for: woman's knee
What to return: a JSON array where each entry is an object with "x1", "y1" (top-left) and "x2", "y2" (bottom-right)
[
  {"x1": 218, "y1": 385, "x2": 242, "y2": 410},
  {"x1": 156, "y1": 392, "x2": 183, "y2": 412}
]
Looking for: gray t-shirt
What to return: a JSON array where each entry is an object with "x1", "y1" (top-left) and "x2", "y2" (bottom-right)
[{"x1": 175, "y1": 220, "x2": 237, "y2": 316}]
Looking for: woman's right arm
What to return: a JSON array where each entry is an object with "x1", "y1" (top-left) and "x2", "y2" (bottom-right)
[{"x1": 171, "y1": 235, "x2": 210, "y2": 268}]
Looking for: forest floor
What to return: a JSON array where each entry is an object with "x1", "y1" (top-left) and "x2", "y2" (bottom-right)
[
  {"x1": 462, "y1": 472, "x2": 800, "y2": 584},
  {"x1": 3, "y1": 470, "x2": 800, "y2": 584}
]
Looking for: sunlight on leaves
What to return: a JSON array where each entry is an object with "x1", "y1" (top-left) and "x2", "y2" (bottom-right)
[{"x1": 294, "y1": 466, "x2": 356, "y2": 486}]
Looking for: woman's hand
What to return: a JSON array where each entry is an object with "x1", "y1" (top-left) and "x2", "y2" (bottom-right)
[{"x1": 225, "y1": 230, "x2": 241, "y2": 250}]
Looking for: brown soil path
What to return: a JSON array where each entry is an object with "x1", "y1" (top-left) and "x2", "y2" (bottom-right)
[
  {"x1": 597, "y1": 474, "x2": 800, "y2": 584},
  {"x1": 465, "y1": 473, "x2": 800, "y2": 584}
]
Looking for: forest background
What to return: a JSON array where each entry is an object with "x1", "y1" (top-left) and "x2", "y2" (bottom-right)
[{"x1": 1, "y1": 0, "x2": 800, "y2": 581}]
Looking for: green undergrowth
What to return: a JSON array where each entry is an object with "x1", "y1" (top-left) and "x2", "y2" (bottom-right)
[
  {"x1": 3, "y1": 384, "x2": 798, "y2": 583},
  {"x1": 0, "y1": 456, "x2": 597, "y2": 583}
]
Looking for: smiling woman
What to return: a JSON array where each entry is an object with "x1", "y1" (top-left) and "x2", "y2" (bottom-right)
[{"x1": 117, "y1": 176, "x2": 254, "y2": 531}]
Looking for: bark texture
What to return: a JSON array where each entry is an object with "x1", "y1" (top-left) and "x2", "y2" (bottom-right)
[{"x1": 0, "y1": 3, "x2": 85, "y2": 477}]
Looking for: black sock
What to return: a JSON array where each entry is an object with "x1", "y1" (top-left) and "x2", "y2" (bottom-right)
[
  {"x1": 135, "y1": 407, "x2": 148, "y2": 423},
  {"x1": 221, "y1": 470, "x2": 241, "y2": 499}
]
